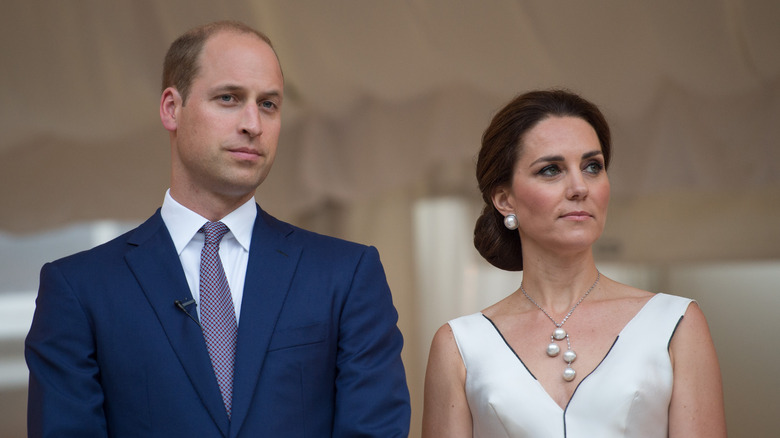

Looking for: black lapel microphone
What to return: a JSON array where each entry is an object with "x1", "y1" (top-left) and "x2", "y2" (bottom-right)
[{"x1": 174, "y1": 299, "x2": 201, "y2": 328}]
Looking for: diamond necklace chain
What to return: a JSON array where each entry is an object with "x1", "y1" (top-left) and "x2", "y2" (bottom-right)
[
  {"x1": 520, "y1": 271, "x2": 601, "y2": 328},
  {"x1": 519, "y1": 271, "x2": 601, "y2": 381}
]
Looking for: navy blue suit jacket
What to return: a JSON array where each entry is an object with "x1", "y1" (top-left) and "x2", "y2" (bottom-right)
[{"x1": 25, "y1": 206, "x2": 410, "y2": 437}]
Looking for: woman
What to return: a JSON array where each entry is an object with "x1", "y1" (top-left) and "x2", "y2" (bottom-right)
[{"x1": 422, "y1": 89, "x2": 726, "y2": 437}]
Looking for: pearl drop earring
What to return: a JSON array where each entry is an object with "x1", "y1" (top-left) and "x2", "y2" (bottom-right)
[{"x1": 504, "y1": 214, "x2": 518, "y2": 230}]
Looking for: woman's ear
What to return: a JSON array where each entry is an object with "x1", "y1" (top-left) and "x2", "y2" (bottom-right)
[
  {"x1": 492, "y1": 186, "x2": 516, "y2": 217},
  {"x1": 159, "y1": 87, "x2": 182, "y2": 132}
]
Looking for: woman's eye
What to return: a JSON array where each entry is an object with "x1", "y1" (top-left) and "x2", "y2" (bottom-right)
[
  {"x1": 584, "y1": 161, "x2": 604, "y2": 174},
  {"x1": 539, "y1": 165, "x2": 561, "y2": 176}
]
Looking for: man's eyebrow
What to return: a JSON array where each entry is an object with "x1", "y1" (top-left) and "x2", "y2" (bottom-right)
[
  {"x1": 260, "y1": 90, "x2": 283, "y2": 99},
  {"x1": 211, "y1": 84, "x2": 243, "y2": 93},
  {"x1": 210, "y1": 84, "x2": 282, "y2": 98}
]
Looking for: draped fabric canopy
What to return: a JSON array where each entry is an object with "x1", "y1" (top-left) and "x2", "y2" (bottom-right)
[
  {"x1": 1, "y1": 0, "x2": 779, "y2": 233},
  {"x1": 2, "y1": 3, "x2": 779, "y2": 436}
]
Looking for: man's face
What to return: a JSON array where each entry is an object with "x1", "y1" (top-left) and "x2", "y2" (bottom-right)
[{"x1": 164, "y1": 30, "x2": 284, "y2": 207}]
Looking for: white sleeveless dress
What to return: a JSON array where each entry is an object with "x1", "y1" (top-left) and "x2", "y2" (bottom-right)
[{"x1": 449, "y1": 293, "x2": 692, "y2": 438}]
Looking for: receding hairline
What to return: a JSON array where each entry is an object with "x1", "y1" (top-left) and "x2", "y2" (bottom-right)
[
  {"x1": 188, "y1": 23, "x2": 282, "y2": 75},
  {"x1": 161, "y1": 20, "x2": 283, "y2": 100},
  {"x1": 201, "y1": 27, "x2": 282, "y2": 67},
  {"x1": 184, "y1": 20, "x2": 275, "y2": 50}
]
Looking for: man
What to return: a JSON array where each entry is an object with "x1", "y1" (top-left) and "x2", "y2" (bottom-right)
[{"x1": 25, "y1": 20, "x2": 410, "y2": 437}]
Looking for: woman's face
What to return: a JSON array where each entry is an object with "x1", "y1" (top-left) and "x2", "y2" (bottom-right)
[{"x1": 493, "y1": 116, "x2": 610, "y2": 257}]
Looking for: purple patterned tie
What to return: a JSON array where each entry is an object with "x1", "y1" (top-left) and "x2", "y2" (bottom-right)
[{"x1": 199, "y1": 221, "x2": 238, "y2": 419}]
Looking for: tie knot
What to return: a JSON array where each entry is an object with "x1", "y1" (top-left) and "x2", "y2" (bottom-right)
[{"x1": 201, "y1": 221, "x2": 230, "y2": 245}]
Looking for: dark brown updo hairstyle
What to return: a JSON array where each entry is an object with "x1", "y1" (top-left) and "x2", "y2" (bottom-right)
[{"x1": 474, "y1": 89, "x2": 612, "y2": 271}]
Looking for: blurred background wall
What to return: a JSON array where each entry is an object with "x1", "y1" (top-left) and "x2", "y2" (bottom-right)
[{"x1": 2, "y1": 1, "x2": 779, "y2": 436}]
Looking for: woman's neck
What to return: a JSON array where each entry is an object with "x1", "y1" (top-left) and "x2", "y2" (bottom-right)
[{"x1": 518, "y1": 251, "x2": 601, "y2": 313}]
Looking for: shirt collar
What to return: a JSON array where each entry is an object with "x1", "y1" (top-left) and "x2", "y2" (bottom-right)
[{"x1": 161, "y1": 189, "x2": 256, "y2": 255}]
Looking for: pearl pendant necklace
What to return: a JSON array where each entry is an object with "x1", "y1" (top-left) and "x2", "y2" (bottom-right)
[{"x1": 520, "y1": 272, "x2": 601, "y2": 382}]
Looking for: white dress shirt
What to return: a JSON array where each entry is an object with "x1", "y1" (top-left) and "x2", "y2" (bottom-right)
[{"x1": 160, "y1": 189, "x2": 256, "y2": 325}]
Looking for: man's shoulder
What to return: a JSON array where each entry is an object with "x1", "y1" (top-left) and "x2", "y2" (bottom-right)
[
  {"x1": 49, "y1": 211, "x2": 165, "y2": 268},
  {"x1": 258, "y1": 209, "x2": 372, "y2": 254}
]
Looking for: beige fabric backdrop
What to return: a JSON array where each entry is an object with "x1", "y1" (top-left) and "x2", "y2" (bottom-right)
[
  {"x1": 2, "y1": 1, "x2": 779, "y2": 436},
  {"x1": 2, "y1": 0, "x2": 779, "y2": 232}
]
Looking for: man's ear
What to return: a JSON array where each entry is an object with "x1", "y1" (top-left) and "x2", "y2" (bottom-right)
[
  {"x1": 160, "y1": 87, "x2": 182, "y2": 132},
  {"x1": 491, "y1": 185, "x2": 516, "y2": 217}
]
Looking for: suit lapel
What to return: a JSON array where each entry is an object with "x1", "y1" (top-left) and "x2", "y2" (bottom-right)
[
  {"x1": 124, "y1": 211, "x2": 230, "y2": 436},
  {"x1": 229, "y1": 206, "x2": 302, "y2": 436}
]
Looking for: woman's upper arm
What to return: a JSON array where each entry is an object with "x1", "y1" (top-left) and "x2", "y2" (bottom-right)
[
  {"x1": 422, "y1": 323, "x2": 472, "y2": 438},
  {"x1": 668, "y1": 302, "x2": 727, "y2": 438}
]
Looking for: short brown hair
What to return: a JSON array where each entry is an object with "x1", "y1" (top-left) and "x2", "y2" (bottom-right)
[
  {"x1": 474, "y1": 89, "x2": 612, "y2": 271},
  {"x1": 161, "y1": 20, "x2": 276, "y2": 103}
]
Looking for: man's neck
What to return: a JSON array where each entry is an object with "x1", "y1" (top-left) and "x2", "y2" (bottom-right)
[{"x1": 169, "y1": 188, "x2": 254, "y2": 222}]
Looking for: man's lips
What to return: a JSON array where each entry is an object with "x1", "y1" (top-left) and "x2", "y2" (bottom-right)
[{"x1": 228, "y1": 147, "x2": 262, "y2": 160}]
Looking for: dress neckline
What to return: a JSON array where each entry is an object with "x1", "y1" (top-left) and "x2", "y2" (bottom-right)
[{"x1": 480, "y1": 293, "x2": 664, "y2": 411}]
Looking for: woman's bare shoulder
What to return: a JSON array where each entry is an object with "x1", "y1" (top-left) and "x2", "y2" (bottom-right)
[{"x1": 600, "y1": 275, "x2": 655, "y2": 301}]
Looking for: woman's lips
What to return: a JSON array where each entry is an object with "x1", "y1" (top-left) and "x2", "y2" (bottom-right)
[{"x1": 560, "y1": 211, "x2": 592, "y2": 220}]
